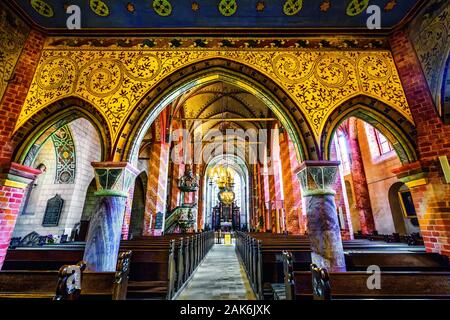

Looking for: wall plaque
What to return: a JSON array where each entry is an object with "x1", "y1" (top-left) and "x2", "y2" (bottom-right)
[{"x1": 42, "y1": 194, "x2": 64, "y2": 227}]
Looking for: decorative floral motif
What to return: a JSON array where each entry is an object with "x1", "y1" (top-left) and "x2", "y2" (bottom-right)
[
  {"x1": 346, "y1": 0, "x2": 369, "y2": 16},
  {"x1": 16, "y1": 41, "x2": 411, "y2": 144},
  {"x1": 153, "y1": 0, "x2": 173, "y2": 17},
  {"x1": 89, "y1": 0, "x2": 110, "y2": 17},
  {"x1": 52, "y1": 126, "x2": 76, "y2": 184},
  {"x1": 0, "y1": 7, "x2": 29, "y2": 101},
  {"x1": 219, "y1": 0, "x2": 238, "y2": 17},
  {"x1": 30, "y1": 0, "x2": 54, "y2": 18},
  {"x1": 283, "y1": 0, "x2": 303, "y2": 16},
  {"x1": 410, "y1": 1, "x2": 449, "y2": 117}
]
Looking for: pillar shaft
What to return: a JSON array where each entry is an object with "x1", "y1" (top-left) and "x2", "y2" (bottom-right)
[
  {"x1": 121, "y1": 185, "x2": 135, "y2": 240},
  {"x1": 298, "y1": 161, "x2": 346, "y2": 272},
  {"x1": 348, "y1": 118, "x2": 376, "y2": 234},
  {"x1": 280, "y1": 131, "x2": 302, "y2": 234},
  {"x1": 330, "y1": 137, "x2": 354, "y2": 240},
  {"x1": 144, "y1": 141, "x2": 170, "y2": 235},
  {"x1": 83, "y1": 162, "x2": 138, "y2": 271}
]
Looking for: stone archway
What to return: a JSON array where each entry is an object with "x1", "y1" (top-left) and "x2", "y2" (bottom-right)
[
  {"x1": 320, "y1": 95, "x2": 418, "y2": 164},
  {"x1": 113, "y1": 58, "x2": 318, "y2": 166},
  {"x1": 11, "y1": 97, "x2": 111, "y2": 165}
]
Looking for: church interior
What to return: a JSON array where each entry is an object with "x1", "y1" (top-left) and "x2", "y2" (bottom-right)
[{"x1": 0, "y1": 0, "x2": 449, "y2": 303}]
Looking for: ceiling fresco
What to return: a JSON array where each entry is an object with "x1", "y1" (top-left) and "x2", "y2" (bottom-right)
[{"x1": 9, "y1": 0, "x2": 423, "y2": 31}]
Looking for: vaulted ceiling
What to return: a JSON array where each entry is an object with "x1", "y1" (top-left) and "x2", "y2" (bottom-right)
[
  {"x1": 174, "y1": 82, "x2": 272, "y2": 141},
  {"x1": 9, "y1": 0, "x2": 424, "y2": 33}
]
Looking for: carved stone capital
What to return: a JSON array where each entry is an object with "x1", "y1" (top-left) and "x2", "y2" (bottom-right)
[
  {"x1": 92, "y1": 162, "x2": 139, "y2": 197},
  {"x1": 297, "y1": 161, "x2": 340, "y2": 196}
]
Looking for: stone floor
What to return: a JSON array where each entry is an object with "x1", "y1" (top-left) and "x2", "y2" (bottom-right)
[{"x1": 176, "y1": 243, "x2": 256, "y2": 300}]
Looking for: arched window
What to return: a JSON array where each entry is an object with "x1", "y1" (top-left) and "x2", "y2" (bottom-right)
[
  {"x1": 364, "y1": 122, "x2": 394, "y2": 158},
  {"x1": 336, "y1": 130, "x2": 351, "y2": 175},
  {"x1": 374, "y1": 129, "x2": 393, "y2": 155}
]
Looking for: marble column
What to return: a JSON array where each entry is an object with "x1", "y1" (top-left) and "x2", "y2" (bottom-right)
[
  {"x1": 83, "y1": 162, "x2": 138, "y2": 272},
  {"x1": 0, "y1": 163, "x2": 41, "y2": 269},
  {"x1": 297, "y1": 161, "x2": 346, "y2": 272}
]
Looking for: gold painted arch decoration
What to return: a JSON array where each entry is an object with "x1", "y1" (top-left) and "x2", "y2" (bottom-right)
[{"x1": 16, "y1": 40, "x2": 412, "y2": 149}]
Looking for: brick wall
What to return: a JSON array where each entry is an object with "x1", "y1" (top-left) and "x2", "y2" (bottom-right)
[
  {"x1": 0, "y1": 30, "x2": 45, "y2": 164},
  {"x1": 390, "y1": 30, "x2": 450, "y2": 256},
  {"x1": 0, "y1": 185, "x2": 25, "y2": 268}
]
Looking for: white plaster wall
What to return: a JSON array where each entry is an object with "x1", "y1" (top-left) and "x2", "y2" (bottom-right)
[{"x1": 13, "y1": 118, "x2": 101, "y2": 238}]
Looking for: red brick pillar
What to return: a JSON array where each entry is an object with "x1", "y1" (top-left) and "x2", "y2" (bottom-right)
[
  {"x1": 195, "y1": 164, "x2": 204, "y2": 231},
  {"x1": 0, "y1": 30, "x2": 45, "y2": 163},
  {"x1": 347, "y1": 118, "x2": 376, "y2": 234},
  {"x1": 121, "y1": 184, "x2": 135, "y2": 240},
  {"x1": 261, "y1": 163, "x2": 271, "y2": 232},
  {"x1": 390, "y1": 30, "x2": 450, "y2": 257},
  {"x1": 169, "y1": 162, "x2": 181, "y2": 209},
  {"x1": 144, "y1": 141, "x2": 170, "y2": 236},
  {"x1": 279, "y1": 131, "x2": 302, "y2": 234},
  {"x1": 0, "y1": 162, "x2": 41, "y2": 269},
  {"x1": 330, "y1": 138, "x2": 354, "y2": 240}
]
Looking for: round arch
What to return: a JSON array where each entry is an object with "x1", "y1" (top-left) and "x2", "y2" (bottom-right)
[
  {"x1": 320, "y1": 95, "x2": 418, "y2": 164},
  {"x1": 12, "y1": 97, "x2": 112, "y2": 165},
  {"x1": 113, "y1": 58, "x2": 318, "y2": 166}
]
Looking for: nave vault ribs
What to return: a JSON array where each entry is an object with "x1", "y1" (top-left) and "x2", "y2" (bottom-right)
[{"x1": 15, "y1": 40, "x2": 412, "y2": 146}]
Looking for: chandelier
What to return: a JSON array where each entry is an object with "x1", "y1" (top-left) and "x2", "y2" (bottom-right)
[
  {"x1": 208, "y1": 166, "x2": 235, "y2": 189},
  {"x1": 219, "y1": 189, "x2": 235, "y2": 206},
  {"x1": 208, "y1": 165, "x2": 236, "y2": 206}
]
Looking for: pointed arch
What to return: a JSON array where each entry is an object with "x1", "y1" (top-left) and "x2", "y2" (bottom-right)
[
  {"x1": 113, "y1": 58, "x2": 318, "y2": 166},
  {"x1": 12, "y1": 97, "x2": 112, "y2": 165},
  {"x1": 320, "y1": 95, "x2": 418, "y2": 164}
]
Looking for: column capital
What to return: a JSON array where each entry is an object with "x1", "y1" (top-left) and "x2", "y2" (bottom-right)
[
  {"x1": 0, "y1": 162, "x2": 42, "y2": 189},
  {"x1": 92, "y1": 162, "x2": 139, "y2": 198},
  {"x1": 297, "y1": 161, "x2": 340, "y2": 196},
  {"x1": 392, "y1": 161, "x2": 430, "y2": 188}
]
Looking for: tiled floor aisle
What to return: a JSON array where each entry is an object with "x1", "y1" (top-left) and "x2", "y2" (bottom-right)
[{"x1": 176, "y1": 244, "x2": 256, "y2": 300}]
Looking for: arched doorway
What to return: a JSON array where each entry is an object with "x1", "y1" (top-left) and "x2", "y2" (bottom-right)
[
  {"x1": 128, "y1": 172, "x2": 147, "y2": 239},
  {"x1": 388, "y1": 182, "x2": 421, "y2": 235}
]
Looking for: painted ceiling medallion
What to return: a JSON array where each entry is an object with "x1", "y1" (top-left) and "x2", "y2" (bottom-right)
[
  {"x1": 384, "y1": 0, "x2": 397, "y2": 12},
  {"x1": 89, "y1": 0, "x2": 110, "y2": 17},
  {"x1": 256, "y1": 1, "x2": 265, "y2": 12},
  {"x1": 30, "y1": 0, "x2": 54, "y2": 18},
  {"x1": 346, "y1": 0, "x2": 369, "y2": 16},
  {"x1": 153, "y1": 0, "x2": 173, "y2": 17},
  {"x1": 219, "y1": 0, "x2": 238, "y2": 17},
  {"x1": 126, "y1": 2, "x2": 136, "y2": 13},
  {"x1": 320, "y1": 1, "x2": 331, "y2": 12},
  {"x1": 283, "y1": 0, "x2": 303, "y2": 16},
  {"x1": 191, "y1": 1, "x2": 200, "y2": 12}
]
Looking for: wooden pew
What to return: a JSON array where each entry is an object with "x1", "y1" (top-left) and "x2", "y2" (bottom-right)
[
  {"x1": 284, "y1": 255, "x2": 450, "y2": 300},
  {"x1": 345, "y1": 252, "x2": 450, "y2": 271},
  {"x1": 0, "y1": 251, "x2": 131, "y2": 300},
  {"x1": 3, "y1": 231, "x2": 215, "y2": 300},
  {"x1": 235, "y1": 231, "x2": 431, "y2": 300}
]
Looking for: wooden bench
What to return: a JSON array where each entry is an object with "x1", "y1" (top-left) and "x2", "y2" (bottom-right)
[
  {"x1": 3, "y1": 231, "x2": 215, "y2": 300},
  {"x1": 235, "y1": 231, "x2": 431, "y2": 300},
  {"x1": 0, "y1": 251, "x2": 131, "y2": 300},
  {"x1": 284, "y1": 254, "x2": 450, "y2": 300},
  {"x1": 345, "y1": 252, "x2": 450, "y2": 271}
]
